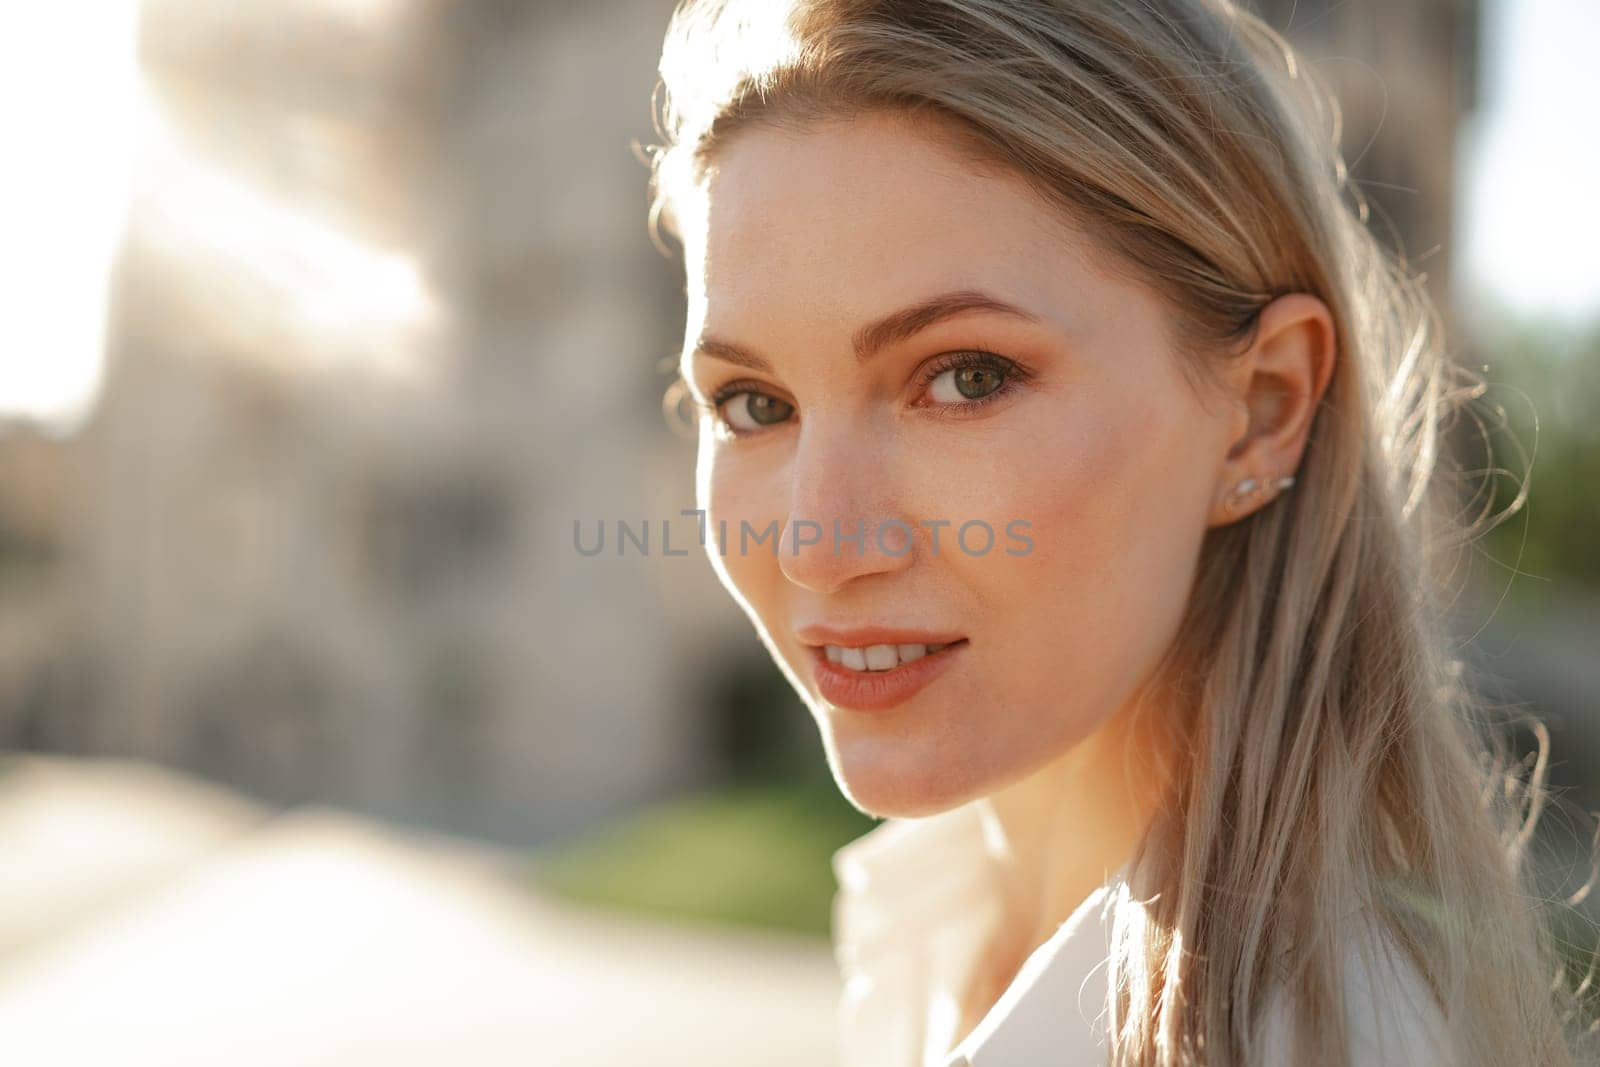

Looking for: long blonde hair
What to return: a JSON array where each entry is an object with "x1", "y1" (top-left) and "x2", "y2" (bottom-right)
[{"x1": 645, "y1": 1, "x2": 1595, "y2": 1062}]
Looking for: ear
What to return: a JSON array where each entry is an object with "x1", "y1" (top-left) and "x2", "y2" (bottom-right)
[{"x1": 1206, "y1": 293, "x2": 1336, "y2": 527}]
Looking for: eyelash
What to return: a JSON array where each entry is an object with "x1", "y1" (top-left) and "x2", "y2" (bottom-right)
[{"x1": 695, "y1": 350, "x2": 1033, "y2": 438}]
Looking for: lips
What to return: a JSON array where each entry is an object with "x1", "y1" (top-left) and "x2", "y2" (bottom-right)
[
  {"x1": 794, "y1": 623, "x2": 968, "y2": 648},
  {"x1": 805, "y1": 637, "x2": 970, "y2": 712}
]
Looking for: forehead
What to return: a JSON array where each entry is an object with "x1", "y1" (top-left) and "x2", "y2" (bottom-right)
[{"x1": 681, "y1": 111, "x2": 1103, "y2": 328}]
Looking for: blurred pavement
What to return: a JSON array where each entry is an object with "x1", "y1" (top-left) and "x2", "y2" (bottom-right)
[{"x1": 0, "y1": 755, "x2": 840, "y2": 1067}]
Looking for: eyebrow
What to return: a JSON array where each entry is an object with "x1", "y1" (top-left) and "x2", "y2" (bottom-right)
[{"x1": 689, "y1": 289, "x2": 1042, "y2": 373}]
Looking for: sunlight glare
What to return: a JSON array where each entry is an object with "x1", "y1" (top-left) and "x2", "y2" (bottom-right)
[{"x1": 0, "y1": 5, "x2": 141, "y2": 435}]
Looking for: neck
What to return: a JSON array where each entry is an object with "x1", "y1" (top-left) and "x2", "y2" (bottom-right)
[{"x1": 974, "y1": 683, "x2": 1183, "y2": 950}]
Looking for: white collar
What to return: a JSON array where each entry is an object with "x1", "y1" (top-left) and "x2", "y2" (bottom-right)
[
  {"x1": 830, "y1": 801, "x2": 1130, "y2": 1067},
  {"x1": 831, "y1": 805, "x2": 1456, "y2": 1066}
]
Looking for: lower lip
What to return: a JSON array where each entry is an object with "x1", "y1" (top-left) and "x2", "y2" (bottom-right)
[{"x1": 809, "y1": 641, "x2": 969, "y2": 712}]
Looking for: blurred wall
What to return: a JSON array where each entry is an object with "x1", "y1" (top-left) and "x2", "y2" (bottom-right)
[
  {"x1": 0, "y1": 0, "x2": 766, "y2": 846},
  {"x1": 1253, "y1": 0, "x2": 1480, "y2": 328}
]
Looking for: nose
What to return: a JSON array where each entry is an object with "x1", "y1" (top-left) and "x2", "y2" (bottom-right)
[{"x1": 776, "y1": 418, "x2": 918, "y2": 594}]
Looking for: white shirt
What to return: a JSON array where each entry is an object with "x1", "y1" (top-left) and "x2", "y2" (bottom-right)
[{"x1": 829, "y1": 800, "x2": 1454, "y2": 1067}]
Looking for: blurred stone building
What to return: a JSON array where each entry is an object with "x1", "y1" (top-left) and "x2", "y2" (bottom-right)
[
  {"x1": 0, "y1": 0, "x2": 761, "y2": 844},
  {"x1": 0, "y1": 0, "x2": 1490, "y2": 844},
  {"x1": 1252, "y1": 0, "x2": 1482, "y2": 329}
]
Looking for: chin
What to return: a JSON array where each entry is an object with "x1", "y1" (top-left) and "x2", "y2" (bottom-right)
[{"x1": 824, "y1": 735, "x2": 989, "y2": 820}]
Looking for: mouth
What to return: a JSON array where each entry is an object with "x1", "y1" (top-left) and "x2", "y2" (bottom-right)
[
  {"x1": 818, "y1": 639, "x2": 967, "y2": 672},
  {"x1": 804, "y1": 638, "x2": 970, "y2": 712}
]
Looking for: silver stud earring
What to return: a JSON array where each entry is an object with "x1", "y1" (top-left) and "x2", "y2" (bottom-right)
[{"x1": 1225, "y1": 472, "x2": 1296, "y2": 513}]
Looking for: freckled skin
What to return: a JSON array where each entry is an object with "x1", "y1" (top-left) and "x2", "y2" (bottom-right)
[{"x1": 676, "y1": 111, "x2": 1236, "y2": 819}]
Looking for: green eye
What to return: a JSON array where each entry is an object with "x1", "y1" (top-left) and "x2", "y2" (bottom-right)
[
  {"x1": 959, "y1": 366, "x2": 1004, "y2": 399},
  {"x1": 722, "y1": 391, "x2": 794, "y2": 433},
  {"x1": 927, "y1": 361, "x2": 1009, "y2": 404}
]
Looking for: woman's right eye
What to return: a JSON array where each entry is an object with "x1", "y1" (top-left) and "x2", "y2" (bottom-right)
[{"x1": 715, "y1": 390, "x2": 795, "y2": 436}]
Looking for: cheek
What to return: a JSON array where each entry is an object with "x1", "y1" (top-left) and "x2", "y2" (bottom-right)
[
  {"x1": 965, "y1": 384, "x2": 1214, "y2": 726},
  {"x1": 696, "y1": 435, "x2": 787, "y2": 618}
]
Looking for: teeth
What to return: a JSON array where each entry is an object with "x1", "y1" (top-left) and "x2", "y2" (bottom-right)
[
  {"x1": 864, "y1": 644, "x2": 898, "y2": 670},
  {"x1": 823, "y1": 641, "x2": 958, "y2": 672}
]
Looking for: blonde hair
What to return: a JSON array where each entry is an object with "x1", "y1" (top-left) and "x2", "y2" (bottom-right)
[{"x1": 644, "y1": 1, "x2": 1595, "y2": 1063}]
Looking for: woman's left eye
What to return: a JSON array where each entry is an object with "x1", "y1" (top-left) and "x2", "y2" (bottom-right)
[
  {"x1": 919, "y1": 351, "x2": 1030, "y2": 409},
  {"x1": 927, "y1": 363, "x2": 1007, "y2": 404}
]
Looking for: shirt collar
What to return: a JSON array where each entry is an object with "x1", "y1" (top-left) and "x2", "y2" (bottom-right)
[{"x1": 831, "y1": 802, "x2": 1130, "y2": 1067}]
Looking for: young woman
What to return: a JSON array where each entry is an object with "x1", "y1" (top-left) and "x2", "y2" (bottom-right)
[{"x1": 646, "y1": 1, "x2": 1593, "y2": 1063}]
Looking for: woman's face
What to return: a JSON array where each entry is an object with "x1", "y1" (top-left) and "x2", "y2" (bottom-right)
[{"x1": 676, "y1": 112, "x2": 1244, "y2": 818}]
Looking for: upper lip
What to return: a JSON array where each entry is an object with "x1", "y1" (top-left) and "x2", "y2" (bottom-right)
[{"x1": 795, "y1": 623, "x2": 968, "y2": 648}]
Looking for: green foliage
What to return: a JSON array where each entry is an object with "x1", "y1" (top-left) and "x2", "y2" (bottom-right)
[
  {"x1": 523, "y1": 765, "x2": 879, "y2": 938},
  {"x1": 1467, "y1": 316, "x2": 1600, "y2": 599}
]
